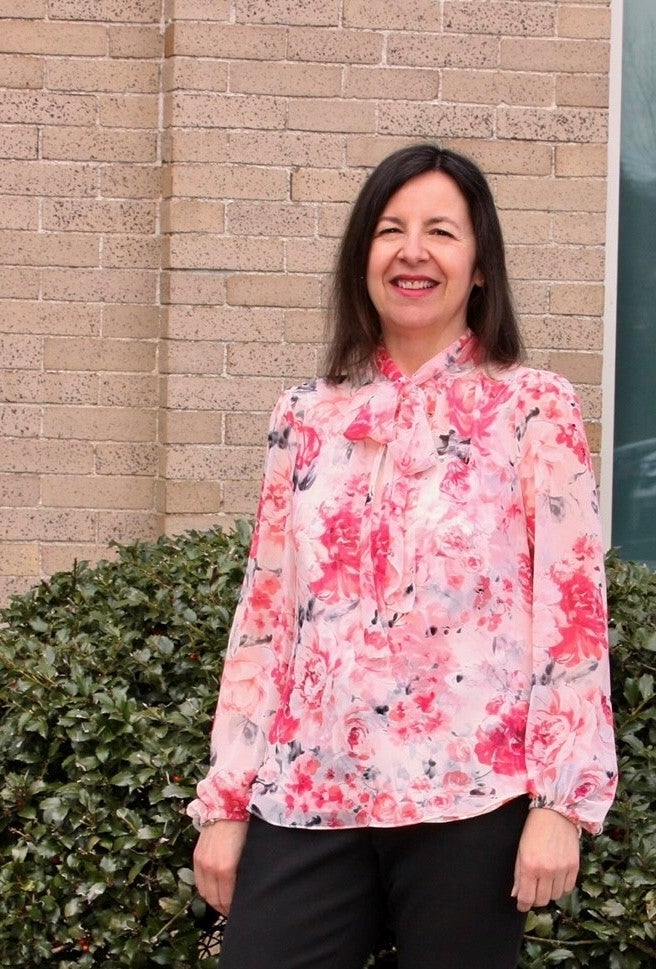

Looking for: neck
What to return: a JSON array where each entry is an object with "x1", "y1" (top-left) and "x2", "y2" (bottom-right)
[{"x1": 382, "y1": 327, "x2": 469, "y2": 376}]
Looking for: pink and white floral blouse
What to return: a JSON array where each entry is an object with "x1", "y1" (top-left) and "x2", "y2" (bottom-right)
[{"x1": 189, "y1": 331, "x2": 617, "y2": 835}]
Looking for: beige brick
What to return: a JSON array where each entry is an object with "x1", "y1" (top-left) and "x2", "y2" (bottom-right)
[
  {"x1": 388, "y1": 32, "x2": 498, "y2": 68},
  {"x1": 166, "y1": 374, "x2": 281, "y2": 411},
  {"x1": 318, "y1": 201, "x2": 349, "y2": 238},
  {"x1": 165, "y1": 443, "x2": 264, "y2": 480},
  {"x1": 494, "y1": 176, "x2": 606, "y2": 212},
  {"x1": 576, "y1": 384, "x2": 602, "y2": 421},
  {"x1": 0, "y1": 230, "x2": 99, "y2": 267},
  {"x1": 292, "y1": 168, "x2": 364, "y2": 203},
  {"x1": 48, "y1": 0, "x2": 161, "y2": 22},
  {"x1": 0, "y1": 196, "x2": 38, "y2": 229},
  {"x1": 222, "y1": 478, "x2": 260, "y2": 514},
  {"x1": 227, "y1": 342, "x2": 316, "y2": 378},
  {"x1": 46, "y1": 58, "x2": 160, "y2": 94},
  {"x1": 166, "y1": 304, "x2": 283, "y2": 342},
  {"x1": 0, "y1": 20, "x2": 106, "y2": 55},
  {"x1": 99, "y1": 94, "x2": 159, "y2": 129},
  {"x1": 498, "y1": 210, "x2": 550, "y2": 245},
  {"x1": 521, "y1": 314, "x2": 603, "y2": 351},
  {"x1": 165, "y1": 480, "x2": 222, "y2": 514},
  {"x1": 0, "y1": 543, "x2": 40, "y2": 576},
  {"x1": 169, "y1": 163, "x2": 287, "y2": 200},
  {"x1": 512, "y1": 284, "x2": 549, "y2": 321},
  {"x1": 41, "y1": 268, "x2": 157, "y2": 304},
  {"x1": 164, "y1": 512, "x2": 225, "y2": 534},
  {"x1": 163, "y1": 57, "x2": 228, "y2": 93},
  {"x1": 284, "y1": 308, "x2": 325, "y2": 344},
  {"x1": 96, "y1": 441, "x2": 158, "y2": 475},
  {"x1": 230, "y1": 61, "x2": 342, "y2": 97},
  {"x1": 161, "y1": 409, "x2": 223, "y2": 445},
  {"x1": 0, "y1": 439, "x2": 94, "y2": 474},
  {"x1": 41, "y1": 474, "x2": 154, "y2": 510},
  {"x1": 547, "y1": 350, "x2": 602, "y2": 384},
  {"x1": 99, "y1": 373, "x2": 158, "y2": 407},
  {"x1": 506, "y1": 244, "x2": 603, "y2": 282},
  {"x1": 162, "y1": 271, "x2": 227, "y2": 307},
  {"x1": 42, "y1": 199, "x2": 157, "y2": 233},
  {"x1": 227, "y1": 201, "x2": 314, "y2": 237},
  {"x1": 558, "y1": 4, "x2": 611, "y2": 39},
  {"x1": 287, "y1": 26, "x2": 383, "y2": 64},
  {"x1": 555, "y1": 143, "x2": 607, "y2": 177},
  {"x1": 443, "y1": 1, "x2": 555, "y2": 35},
  {"x1": 441, "y1": 70, "x2": 554, "y2": 107},
  {"x1": 226, "y1": 273, "x2": 321, "y2": 308},
  {"x1": 497, "y1": 106, "x2": 607, "y2": 143},
  {"x1": 237, "y1": 0, "x2": 340, "y2": 27},
  {"x1": 42, "y1": 127, "x2": 157, "y2": 163},
  {"x1": 42, "y1": 336, "x2": 154, "y2": 379},
  {"x1": 549, "y1": 283, "x2": 604, "y2": 316},
  {"x1": 0, "y1": 300, "x2": 100, "y2": 336},
  {"x1": 344, "y1": 66, "x2": 439, "y2": 100},
  {"x1": 500, "y1": 38, "x2": 609, "y2": 73},
  {"x1": 0, "y1": 90, "x2": 96, "y2": 125},
  {"x1": 225, "y1": 411, "x2": 270, "y2": 446},
  {"x1": 227, "y1": 130, "x2": 344, "y2": 168},
  {"x1": 556, "y1": 73, "x2": 608, "y2": 108},
  {"x1": 288, "y1": 98, "x2": 376, "y2": 134},
  {"x1": 168, "y1": 92, "x2": 286, "y2": 129},
  {"x1": 344, "y1": 0, "x2": 439, "y2": 28},
  {"x1": 0, "y1": 124, "x2": 38, "y2": 159},
  {"x1": 100, "y1": 164, "x2": 162, "y2": 199},
  {"x1": 0, "y1": 404, "x2": 42, "y2": 437},
  {"x1": 168, "y1": 0, "x2": 230, "y2": 18},
  {"x1": 102, "y1": 304, "x2": 159, "y2": 339},
  {"x1": 0, "y1": 54, "x2": 43, "y2": 89},
  {"x1": 0, "y1": 575, "x2": 37, "y2": 601},
  {"x1": 108, "y1": 25, "x2": 163, "y2": 59},
  {"x1": 380, "y1": 101, "x2": 494, "y2": 139},
  {"x1": 0, "y1": 474, "x2": 40, "y2": 506},
  {"x1": 584, "y1": 421, "x2": 601, "y2": 453},
  {"x1": 97, "y1": 511, "x2": 160, "y2": 545},
  {"x1": 0, "y1": 334, "x2": 42, "y2": 368},
  {"x1": 102, "y1": 236, "x2": 161, "y2": 269},
  {"x1": 161, "y1": 338, "x2": 225, "y2": 375},
  {"x1": 163, "y1": 128, "x2": 228, "y2": 163},
  {"x1": 3, "y1": 371, "x2": 97, "y2": 405},
  {"x1": 0, "y1": 0, "x2": 45, "y2": 16},
  {"x1": 552, "y1": 212, "x2": 605, "y2": 246},
  {"x1": 169, "y1": 23, "x2": 285, "y2": 59},
  {"x1": 40, "y1": 543, "x2": 113, "y2": 575},
  {"x1": 165, "y1": 235, "x2": 283, "y2": 272},
  {"x1": 0, "y1": 160, "x2": 97, "y2": 196},
  {"x1": 286, "y1": 237, "x2": 337, "y2": 274},
  {"x1": 43, "y1": 406, "x2": 156, "y2": 442},
  {"x1": 0, "y1": 267, "x2": 40, "y2": 298}
]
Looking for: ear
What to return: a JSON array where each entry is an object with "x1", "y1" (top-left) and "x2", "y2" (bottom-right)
[{"x1": 473, "y1": 268, "x2": 484, "y2": 288}]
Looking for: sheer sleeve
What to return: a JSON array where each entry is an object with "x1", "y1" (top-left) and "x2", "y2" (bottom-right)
[
  {"x1": 188, "y1": 393, "x2": 297, "y2": 826},
  {"x1": 517, "y1": 373, "x2": 618, "y2": 834}
]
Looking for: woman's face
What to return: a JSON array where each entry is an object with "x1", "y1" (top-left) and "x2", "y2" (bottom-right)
[{"x1": 366, "y1": 170, "x2": 483, "y2": 359}]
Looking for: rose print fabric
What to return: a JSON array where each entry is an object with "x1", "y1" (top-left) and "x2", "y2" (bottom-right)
[{"x1": 188, "y1": 331, "x2": 617, "y2": 835}]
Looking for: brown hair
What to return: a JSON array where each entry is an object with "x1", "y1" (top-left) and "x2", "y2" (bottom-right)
[{"x1": 324, "y1": 143, "x2": 524, "y2": 382}]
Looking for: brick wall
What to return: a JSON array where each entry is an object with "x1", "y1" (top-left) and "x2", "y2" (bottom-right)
[{"x1": 0, "y1": 0, "x2": 612, "y2": 602}]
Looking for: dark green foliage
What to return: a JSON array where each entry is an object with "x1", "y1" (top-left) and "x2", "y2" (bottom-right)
[
  {"x1": 0, "y1": 532, "x2": 654, "y2": 967},
  {"x1": 0, "y1": 526, "x2": 251, "y2": 967}
]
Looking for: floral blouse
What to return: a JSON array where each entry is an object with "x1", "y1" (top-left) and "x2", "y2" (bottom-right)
[{"x1": 189, "y1": 331, "x2": 617, "y2": 835}]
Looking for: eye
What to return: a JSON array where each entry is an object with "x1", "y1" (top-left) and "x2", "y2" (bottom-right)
[
  {"x1": 430, "y1": 227, "x2": 454, "y2": 238},
  {"x1": 376, "y1": 225, "x2": 400, "y2": 236}
]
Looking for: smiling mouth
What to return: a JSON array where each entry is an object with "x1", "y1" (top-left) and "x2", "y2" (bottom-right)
[{"x1": 394, "y1": 278, "x2": 436, "y2": 291}]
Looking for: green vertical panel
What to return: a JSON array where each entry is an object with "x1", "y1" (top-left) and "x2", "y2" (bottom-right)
[{"x1": 612, "y1": 0, "x2": 656, "y2": 567}]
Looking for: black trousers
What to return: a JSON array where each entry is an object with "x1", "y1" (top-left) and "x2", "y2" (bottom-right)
[{"x1": 218, "y1": 797, "x2": 529, "y2": 969}]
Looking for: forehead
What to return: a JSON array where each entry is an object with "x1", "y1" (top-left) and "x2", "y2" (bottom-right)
[{"x1": 381, "y1": 170, "x2": 470, "y2": 217}]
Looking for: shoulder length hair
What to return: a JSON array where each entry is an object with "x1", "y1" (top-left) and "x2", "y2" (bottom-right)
[{"x1": 324, "y1": 143, "x2": 524, "y2": 382}]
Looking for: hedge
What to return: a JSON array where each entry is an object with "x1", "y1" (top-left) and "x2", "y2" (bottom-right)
[{"x1": 0, "y1": 527, "x2": 654, "y2": 967}]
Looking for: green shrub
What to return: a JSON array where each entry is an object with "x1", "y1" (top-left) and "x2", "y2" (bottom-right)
[{"x1": 0, "y1": 531, "x2": 654, "y2": 967}]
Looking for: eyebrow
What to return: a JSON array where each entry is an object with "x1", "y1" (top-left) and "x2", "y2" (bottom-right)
[{"x1": 377, "y1": 215, "x2": 461, "y2": 229}]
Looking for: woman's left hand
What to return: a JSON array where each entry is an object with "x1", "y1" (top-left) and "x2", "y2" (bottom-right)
[{"x1": 512, "y1": 807, "x2": 580, "y2": 912}]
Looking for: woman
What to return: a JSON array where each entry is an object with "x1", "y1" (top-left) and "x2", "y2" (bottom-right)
[{"x1": 189, "y1": 144, "x2": 617, "y2": 969}]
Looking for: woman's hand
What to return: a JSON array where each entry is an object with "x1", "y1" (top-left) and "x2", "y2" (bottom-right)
[
  {"x1": 193, "y1": 819, "x2": 249, "y2": 917},
  {"x1": 512, "y1": 807, "x2": 580, "y2": 912}
]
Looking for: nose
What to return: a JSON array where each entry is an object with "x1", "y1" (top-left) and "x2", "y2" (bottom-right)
[{"x1": 398, "y1": 231, "x2": 428, "y2": 264}]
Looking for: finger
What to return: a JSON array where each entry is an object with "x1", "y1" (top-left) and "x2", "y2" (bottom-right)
[{"x1": 533, "y1": 877, "x2": 555, "y2": 908}]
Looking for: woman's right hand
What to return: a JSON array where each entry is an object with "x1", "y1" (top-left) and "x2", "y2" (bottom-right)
[{"x1": 193, "y1": 819, "x2": 249, "y2": 916}]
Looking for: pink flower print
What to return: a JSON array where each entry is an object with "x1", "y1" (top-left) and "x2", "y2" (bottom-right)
[
  {"x1": 220, "y1": 645, "x2": 271, "y2": 716},
  {"x1": 474, "y1": 699, "x2": 529, "y2": 776},
  {"x1": 549, "y1": 568, "x2": 607, "y2": 667},
  {"x1": 526, "y1": 685, "x2": 597, "y2": 772}
]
